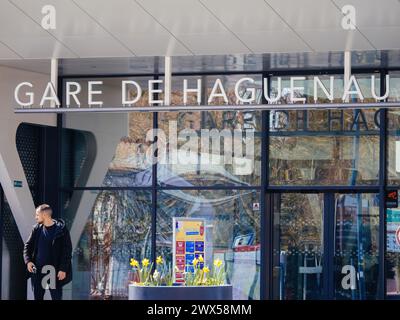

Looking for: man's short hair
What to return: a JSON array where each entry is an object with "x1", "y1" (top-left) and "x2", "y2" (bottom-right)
[{"x1": 36, "y1": 204, "x2": 52, "y2": 216}]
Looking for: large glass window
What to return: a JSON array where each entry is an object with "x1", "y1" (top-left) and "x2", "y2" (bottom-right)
[
  {"x1": 273, "y1": 193, "x2": 324, "y2": 300},
  {"x1": 387, "y1": 198, "x2": 400, "y2": 297},
  {"x1": 273, "y1": 192, "x2": 380, "y2": 300},
  {"x1": 269, "y1": 74, "x2": 381, "y2": 186},
  {"x1": 157, "y1": 75, "x2": 262, "y2": 187},
  {"x1": 388, "y1": 111, "x2": 399, "y2": 185},
  {"x1": 270, "y1": 108, "x2": 380, "y2": 186},
  {"x1": 389, "y1": 71, "x2": 400, "y2": 103},
  {"x1": 157, "y1": 189, "x2": 261, "y2": 300},
  {"x1": 334, "y1": 193, "x2": 379, "y2": 300},
  {"x1": 69, "y1": 190, "x2": 152, "y2": 300},
  {"x1": 62, "y1": 112, "x2": 153, "y2": 188},
  {"x1": 59, "y1": 69, "x2": 400, "y2": 301}
]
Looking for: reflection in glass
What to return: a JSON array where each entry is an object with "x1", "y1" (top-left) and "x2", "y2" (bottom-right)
[
  {"x1": 157, "y1": 190, "x2": 260, "y2": 300},
  {"x1": 63, "y1": 112, "x2": 153, "y2": 188},
  {"x1": 388, "y1": 71, "x2": 400, "y2": 103},
  {"x1": 270, "y1": 109, "x2": 380, "y2": 186},
  {"x1": 387, "y1": 205, "x2": 400, "y2": 296},
  {"x1": 270, "y1": 74, "x2": 380, "y2": 104},
  {"x1": 104, "y1": 112, "x2": 153, "y2": 187},
  {"x1": 157, "y1": 75, "x2": 262, "y2": 187},
  {"x1": 334, "y1": 193, "x2": 379, "y2": 300},
  {"x1": 71, "y1": 190, "x2": 152, "y2": 299},
  {"x1": 388, "y1": 110, "x2": 400, "y2": 186},
  {"x1": 273, "y1": 193, "x2": 324, "y2": 300}
]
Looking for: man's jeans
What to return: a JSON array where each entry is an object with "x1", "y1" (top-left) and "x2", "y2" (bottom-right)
[{"x1": 31, "y1": 268, "x2": 62, "y2": 300}]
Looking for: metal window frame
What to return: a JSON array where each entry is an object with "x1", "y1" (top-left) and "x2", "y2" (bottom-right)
[{"x1": 56, "y1": 66, "x2": 400, "y2": 300}]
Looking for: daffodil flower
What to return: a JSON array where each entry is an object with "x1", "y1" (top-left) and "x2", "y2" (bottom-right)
[
  {"x1": 213, "y1": 259, "x2": 223, "y2": 268},
  {"x1": 198, "y1": 255, "x2": 204, "y2": 263},
  {"x1": 193, "y1": 258, "x2": 199, "y2": 267},
  {"x1": 156, "y1": 256, "x2": 164, "y2": 265},
  {"x1": 203, "y1": 266, "x2": 210, "y2": 273},
  {"x1": 142, "y1": 258, "x2": 150, "y2": 267},
  {"x1": 130, "y1": 258, "x2": 139, "y2": 268}
]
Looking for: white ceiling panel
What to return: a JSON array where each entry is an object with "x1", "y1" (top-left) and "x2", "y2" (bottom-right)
[
  {"x1": 332, "y1": 0, "x2": 400, "y2": 50},
  {"x1": 299, "y1": 30, "x2": 374, "y2": 52},
  {"x1": 236, "y1": 31, "x2": 311, "y2": 53},
  {"x1": 359, "y1": 27, "x2": 400, "y2": 50},
  {"x1": 0, "y1": 0, "x2": 398, "y2": 60},
  {"x1": 332, "y1": 0, "x2": 400, "y2": 27},
  {"x1": 136, "y1": 0, "x2": 228, "y2": 34},
  {"x1": 0, "y1": 59, "x2": 50, "y2": 74},
  {"x1": 265, "y1": 0, "x2": 375, "y2": 51},
  {"x1": 135, "y1": 0, "x2": 251, "y2": 54},
  {"x1": 200, "y1": 0, "x2": 294, "y2": 32},
  {"x1": 74, "y1": 0, "x2": 191, "y2": 56},
  {"x1": 1, "y1": 36, "x2": 78, "y2": 59},
  {"x1": 10, "y1": 0, "x2": 134, "y2": 57},
  {"x1": 0, "y1": 42, "x2": 20, "y2": 59},
  {"x1": 266, "y1": 0, "x2": 344, "y2": 29},
  {"x1": 177, "y1": 32, "x2": 251, "y2": 55},
  {"x1": 118, "y1": 34, "x2": 190, "y2": 56},
  {"x1": 0, "y1": 0, "x2": 76, "y2": 58},
  {"x1": 200, "y1": 0, "x2": 311, "y2": 53}
]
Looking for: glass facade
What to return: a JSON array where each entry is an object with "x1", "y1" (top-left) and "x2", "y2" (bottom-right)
[
  {"x1": 157, "y1": 189, "x2": 260, "y2": 300},
  {"x1": 59, "y1": 69, "x2": 400, "y2": 300}
]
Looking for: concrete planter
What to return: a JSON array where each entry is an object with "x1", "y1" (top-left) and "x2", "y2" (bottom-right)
[{"x1": 128, "y1": 284, "x2": 233, "y2": 300}]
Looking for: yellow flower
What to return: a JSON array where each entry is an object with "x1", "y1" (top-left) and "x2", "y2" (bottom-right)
[
  {"x1": 214, "y1": 259, "x2": 223, "y2": 268},
  {"x1": 156, "y1": 256, "x2": 163, "y2": 265},
  {"x1": 130, "y1": 258, "x2": 139, "y2": 268},
  {"x1": 142, "y1": 258, "x2": 150, "y2": 267},
  {"x1": 193, "y1": 258, "x2": 199, "y2": 267},
  {"x1": 203, "y1": 266, "x2": 210, "y2": 273},
  {"x1": 198, "y1": 255, "x2": 204, "y2": 263}
]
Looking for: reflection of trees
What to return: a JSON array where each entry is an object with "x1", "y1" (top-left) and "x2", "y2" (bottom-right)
[
  {"x1": 270, "y1": 109, "x2": 380, "y2": 185},
  {"x1": 90, "y1": 190, "x2": 151, "y2": 299},
  {"x1": 278, "y1": 194, "x2": 323, "y2": 300}
]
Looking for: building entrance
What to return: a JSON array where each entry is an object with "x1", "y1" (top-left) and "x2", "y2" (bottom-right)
[{"x1": 272, "y1": 192, "x2": 380, "y2": 300}]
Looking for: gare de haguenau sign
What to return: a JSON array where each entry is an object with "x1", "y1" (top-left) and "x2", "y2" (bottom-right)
[{"x1": 13, "y1": 75, "x2": 397, "y2": 113}]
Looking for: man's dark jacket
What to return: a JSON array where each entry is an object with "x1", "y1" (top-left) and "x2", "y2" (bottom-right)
[{"x1": 23, "y1": 219, "x2": 73, "y2": 286}]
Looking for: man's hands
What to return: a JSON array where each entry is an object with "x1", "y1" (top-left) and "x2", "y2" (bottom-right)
[
  {"x1": 27, "y1": 262, "x2": 35, "y2": 273},
  {"x1": 57, "y1": 271, "x2": 66, "y2": 281},
  {"x1": 27, "y1": 263, "x2": 66, "y2": 280}
]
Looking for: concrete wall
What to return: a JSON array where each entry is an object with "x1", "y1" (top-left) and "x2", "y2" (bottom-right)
[
  {"x1": 0, "y1": 64, "x2": 56, "y2": 299},
  {"x1": 0, "y1": 65, "x2": 56, "y2": 241}
]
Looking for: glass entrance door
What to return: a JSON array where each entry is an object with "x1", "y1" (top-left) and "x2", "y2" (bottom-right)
[
  {"x1": 272, "y1": 193, "x2": 324, "y2": 300},
  {"x1": 334, "y1": 193, "x2": 380, "y2": 300},
  {"x1": 272, "y1": 192, "x2": 380, "y2": 300}
]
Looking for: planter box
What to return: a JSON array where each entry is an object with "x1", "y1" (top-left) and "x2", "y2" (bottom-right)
[{"x1": 128, "y1": 284, "x2": 233, "y2": 300}]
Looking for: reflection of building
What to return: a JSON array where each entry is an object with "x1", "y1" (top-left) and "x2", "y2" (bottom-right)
[{"x1": 86, "y1": 140, "x2": 259, "y2": 299}]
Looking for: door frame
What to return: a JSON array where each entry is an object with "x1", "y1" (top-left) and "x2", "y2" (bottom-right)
[{"x1": 269, "y1": 190, "x2": 382, "y2": 300}]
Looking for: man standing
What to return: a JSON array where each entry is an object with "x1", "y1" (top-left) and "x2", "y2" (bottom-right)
[{"x1": 23, "y1": 204, "x2": 72, "y2": 300}]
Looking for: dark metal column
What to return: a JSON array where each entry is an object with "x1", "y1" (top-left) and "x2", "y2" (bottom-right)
[
  {"x1": 323, "y1": 192, "x2": 335, "y2": 299},
  {"x1": 151, "y1": 74, "x2": 159, "y2": 267},
  {"x1": 261, "y1": 73, "x2": 272, "y2": 299},
  {"x1": 378, "y1": 77, "x2": 388, "y2": 299},
  {"x1": 57, "y1": 76, "x2": 64, "y2": 219}
]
